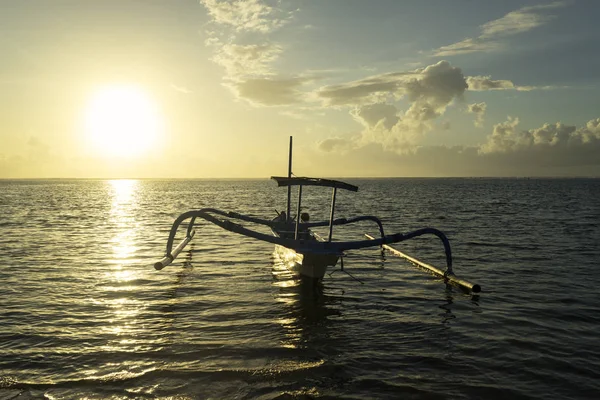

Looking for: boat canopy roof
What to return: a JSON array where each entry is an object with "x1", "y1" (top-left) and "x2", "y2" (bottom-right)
[{"x1": 271, "y1": 176, "x2": 358, "y2": 192}]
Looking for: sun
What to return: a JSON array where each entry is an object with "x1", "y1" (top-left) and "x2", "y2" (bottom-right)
[{"x1": 84, "y1": 85, "x2": 163, "y2": 157}]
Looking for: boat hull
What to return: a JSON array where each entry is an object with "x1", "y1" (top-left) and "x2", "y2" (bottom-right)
[{"x1": 275, "y1": 244, "x2": 339, "y2": 279}]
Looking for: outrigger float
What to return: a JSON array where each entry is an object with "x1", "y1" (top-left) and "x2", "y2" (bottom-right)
[{"x1": 154, "y1": 137, "x2": 480, "y2": 293}]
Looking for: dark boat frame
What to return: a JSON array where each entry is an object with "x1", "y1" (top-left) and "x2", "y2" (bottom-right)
[{"x1": 154, "y1": 137, "x2": 480, "y2": 293}]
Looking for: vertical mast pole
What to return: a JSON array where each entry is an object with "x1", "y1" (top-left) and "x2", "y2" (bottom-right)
[
  {"x1": 295, "y1": 185, "x2": 302, "y2": 240},
  {"x1": 286, "y1": 136, "x2": 292, "y2": 222},
  {"x1": 328, "y1": 187, "x2": 337, "y2": 242}
]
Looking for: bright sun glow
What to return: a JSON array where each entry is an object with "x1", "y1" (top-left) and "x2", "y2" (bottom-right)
[{"x1": 84, "y1": 85, "x2": 163, "y2": 157}]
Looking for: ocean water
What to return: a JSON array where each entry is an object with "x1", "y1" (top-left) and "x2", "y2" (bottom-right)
[{"x1": 0, "y1": 178, "x2": 599, "y2": 400}]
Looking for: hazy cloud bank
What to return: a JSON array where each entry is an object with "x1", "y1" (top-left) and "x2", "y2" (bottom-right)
[{"x1": 316, "y1": 116, "x2": 600, "y2": 176}]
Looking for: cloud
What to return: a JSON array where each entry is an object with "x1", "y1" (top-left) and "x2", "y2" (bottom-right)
[
  {"x1": 317, "y1": 61, "x2": 468, "y2": 148},
  {"x1": 314, "y1": 116, "x2": 600, "y2": 177},
  {"x1": 479, "y1": 2, "x2": 567, "y2": 39},
  {"x1": 311, "y1": 139, "x2": 600, "y2": 177},
  {"x1": 433, "y1": 1, "x2": 569, "y2": 56},
  {"x1": 200, "y1": 0, "x2": 287, "y2": 33},
  {"x1": 317, "y1": 60, "x2": 467, "y2": 107},
  {"x1": 433, "y1": 38, "x2": 503, "y2": 57},
  {"x1": 466, "y1": 75, "x2": 556, "y2": 92},
  {"x1": 480, "y1": 117, "x2": 600, "y2": 167},
  {"x1": 212, "y1": 43, "x2": 282, "y2": 77},
  {"x1": 467, "y1": 102, "x2": 487, "y2": 127},
  {"x1": 467, "y1": 75, "x2": 517, "y2": 91},
  {"x1": 226, "y1": 77, "x2": 307, "y2": 106},
  {"x1": 317, "y1": 137, "x2": 355, "y2": 153},
  {"x1": 200, "y1": 0, "x2": 303, "y2": 107},
  {"x1": 317, "y1": 75, "x2": 402, "y2": 106},
  {"x1": 351, "y1": 103, "x2": 399, "y2": 130},
  {"x1": 480, "y1": 116, "x2": 522, "y2": 153}
]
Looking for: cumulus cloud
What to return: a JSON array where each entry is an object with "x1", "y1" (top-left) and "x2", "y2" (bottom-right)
[
  {"x1": 317, "y1": 61, "x2": 468, "y2": 148},
  {"x1": 467, "y1": 102, "x2": 487, "y2": 127},
  {"x1": 212, "y1": 43, "x2": 282, "y2": 77},
  {"x1": 351, "y1": 103, "x2": 399, "y2": 130},
  {"x1": 403, "y1": 61, "x2": 469, "y2": 109},
  {"x1": 480, "y1": 116, "x2": 522, "y2": 153},
  {"x1": 200, "y1": 0, "x2": 287, "y2": 33},
  {"x1": 433, "y1": 1, "x2": 568, "y2": 56},
  {"x1": 480, "y1": 117, "x2": 600, "y2": 164}
]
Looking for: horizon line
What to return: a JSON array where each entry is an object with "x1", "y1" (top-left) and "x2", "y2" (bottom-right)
[{"x1": 1, "y1": 176, "x2": 599, "y2": 180}]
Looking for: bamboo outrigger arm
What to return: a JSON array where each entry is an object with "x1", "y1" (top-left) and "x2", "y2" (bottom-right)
[{"x1": 365, "y1": 233, "x2": 480, "y2": 293}]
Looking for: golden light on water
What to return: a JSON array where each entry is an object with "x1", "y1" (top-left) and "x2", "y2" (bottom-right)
[
  {"x1": 100, "y1": 180, "x2": 146, "y2": 354},
  {"x1": 109, "y1": 180, "x2": 139, "y2": 269},
  {"x1": 84, "y1": 85, "x2": 164, "y2": 158}
]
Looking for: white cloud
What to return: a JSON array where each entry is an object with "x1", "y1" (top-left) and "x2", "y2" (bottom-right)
[
  {"x1": 480, "y1": 116, "x2": 600, "y2": 158},
  {"x1": 212, "y1": 43, "x2": 282, "y2": 77},
  {"x1": 433, "y1": 1, "x2": 569, "y2": 56},
  {"x1": 480, "y1": 116, "x2": 522, "y2": 153},
  {"x1": 467, "y1": 102, "x2": 487, "y2": 127},
  {"x1": 200, "y1": 0, "x2": 287, "y2": 33},
  {"x1": 200, "y1": 0, "x2": 301, "y2": 107}
]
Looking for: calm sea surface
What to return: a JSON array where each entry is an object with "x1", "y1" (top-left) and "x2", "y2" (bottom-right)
[{"x1": 1, "y1": 178, "x2": 599, "y2": 399}]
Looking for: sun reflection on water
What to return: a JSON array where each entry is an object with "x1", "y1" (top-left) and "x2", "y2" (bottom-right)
[
  {"x1": 108, "y1": 180, "x2": 140, "y2": 268},
  {"x1": 98, "y1": 180, "x2": 148, "y2": 355}
]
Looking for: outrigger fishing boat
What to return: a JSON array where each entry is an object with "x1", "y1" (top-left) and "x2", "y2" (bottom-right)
[{"x1": 154, "y1": 137, "x2": 480, "y2": 293}]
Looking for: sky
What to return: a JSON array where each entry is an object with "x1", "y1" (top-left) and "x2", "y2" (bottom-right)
[{"x1": 1, "y1": 0, "x2": 599, "y2": 178}]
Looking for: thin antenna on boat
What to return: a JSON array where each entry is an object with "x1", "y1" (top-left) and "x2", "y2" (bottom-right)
[{"x1": 286, "y1": 136, "x2": 292, "y2": 222}]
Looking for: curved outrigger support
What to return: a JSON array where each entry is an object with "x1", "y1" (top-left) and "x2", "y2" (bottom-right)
[
  {"x1": 154, "y1": 208, "x2": 454, "y2": 277},
  {"x1": 154, "y1": 207, "x2": 481, "y2": 293},
  {"x1": 154, "y1": 208, "x2": 389, "y2": 270}
]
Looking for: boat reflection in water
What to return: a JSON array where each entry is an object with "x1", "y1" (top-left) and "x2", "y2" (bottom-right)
[{"x1": 271, "y1": 250, "x2": 342, "y2": 351}]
